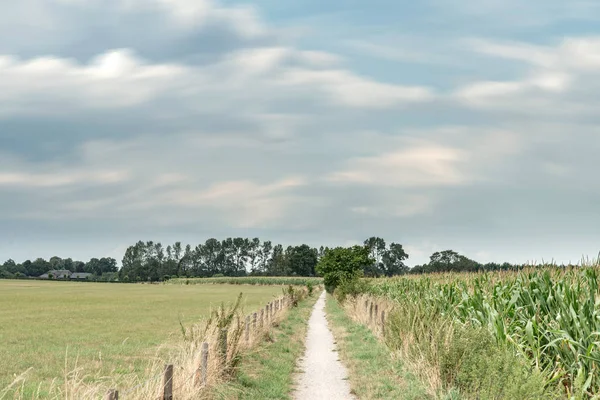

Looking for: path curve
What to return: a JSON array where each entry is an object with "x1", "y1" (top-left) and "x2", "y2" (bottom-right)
[{"x1": 294, "y1": 291, "x2": 355, "y2": 400}]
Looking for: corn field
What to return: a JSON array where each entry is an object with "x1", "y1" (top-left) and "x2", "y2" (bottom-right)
[{"x1": 366, "y1": 265, "x2": 600, "y2": 398}]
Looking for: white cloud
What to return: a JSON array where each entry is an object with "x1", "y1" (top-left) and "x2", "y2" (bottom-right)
[
  {"x1": 0, "y1": 50, "x2": 187, "y2": 115},
  {"x1": 455, "y1": 37, "x2": 600, "y2": 113},
  {"x1": 278, "y1": 69, "x2": 433, "y2": 108},
  {"x1": 0, "y1": 170, "x2": 129, "y2": 188},
  {"x1": 328, "y1": 142, "x2": 467, "y2": 187}
]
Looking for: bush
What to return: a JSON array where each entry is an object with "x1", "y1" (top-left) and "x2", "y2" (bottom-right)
[
  {"x1": 334, "y1": 271, "x2": 368, "y2": 303},
  {"x1": 442, "y1": 326, "x2": 553, "y2": 399},
  {"x1": 316, "y1": 245, "x2": 373, "y2": 293},
  {"x1": 306, "y1": 281, "x2": 314, "y2": 296}
]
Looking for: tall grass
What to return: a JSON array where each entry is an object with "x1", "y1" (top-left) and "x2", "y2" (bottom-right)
[{"x1": 364, "y1": 262, "x2": 600, "y2": 398}]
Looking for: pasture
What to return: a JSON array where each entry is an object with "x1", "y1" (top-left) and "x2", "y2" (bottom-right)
[{"x1": 0, "y1": 280, "x2": 283, "y2": 396}]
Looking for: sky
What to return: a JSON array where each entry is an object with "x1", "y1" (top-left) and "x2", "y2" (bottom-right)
[{"x1": 1, "y1": 0, "x2": 600, "y2": 267}]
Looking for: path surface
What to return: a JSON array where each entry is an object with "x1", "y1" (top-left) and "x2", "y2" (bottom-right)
[{"x1": 294, "y1": 291, "x2": 355, "y2": 400}]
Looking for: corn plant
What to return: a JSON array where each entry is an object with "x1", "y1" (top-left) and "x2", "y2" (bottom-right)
[{"x1": 366, "y1": 263, "x2": 600, "y2": 398}]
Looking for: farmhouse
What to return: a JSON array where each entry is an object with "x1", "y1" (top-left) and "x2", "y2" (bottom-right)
[{"x1": 39, "y1": 270, "x2": 93, "y2": 280}]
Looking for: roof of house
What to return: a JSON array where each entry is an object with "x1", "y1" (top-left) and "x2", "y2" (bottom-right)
[
  {"x1": 70, "y1": 273, "x2": 92, "y2": 278},
  {"x1": 39, "y1": 269, "x2": 73, "y2": 278}
]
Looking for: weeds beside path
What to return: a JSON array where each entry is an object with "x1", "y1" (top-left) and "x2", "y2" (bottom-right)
[
  {"x1": 326, "y1": 294, "x2": 430, "y2": 400},
  {"x1": 212, "y1": 290, "x2": 321, "y2": 399}
]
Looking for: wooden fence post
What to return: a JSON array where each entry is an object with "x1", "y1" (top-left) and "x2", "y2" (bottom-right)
[
  {"x1": 260, "y1": 309, "x2": 264, "y2": 327},
  {"x1": 245, "y1": 316, "x2": 250, "y2": 342},
  {"x1": 162, "y1": 364, "x2": 173, "y2": 400},
  {"x1": 253, "y1": 312, "x2": 257, "y2": 331},
  {"x1": 375, "y1": 304, "x2": 379, "y2": 321},
  {"x1": 381, "y1": 310, "x2": 386, "y2": 328},
  {"x1": 369, "y1": 302, "x2": 373, "y2": 323},
  {"x1": 195, "y1": 342, "x2": 209, "y2": 387},
  {"x1": 105, "y1": 389, "x2": 118, "y2": 400}
]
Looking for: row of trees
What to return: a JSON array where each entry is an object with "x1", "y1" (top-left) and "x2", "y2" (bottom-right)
[
  {"x1": 119, "y1": 239, "x2": 319, "y2": 282},
  {"x1": 409, "y1": 250, "x2": 536, "y2": 274},
  {"x1": 1, "y1": 237, "x2": 548, "y2": 281},
  {"x1": 119, "y1": 237, "x2": 410, "y2": 282},
  {"x1": 0, "y1": 256, "x2": 118, "y2": 279}
]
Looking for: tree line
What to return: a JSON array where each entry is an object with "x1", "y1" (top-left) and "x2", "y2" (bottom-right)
[
  {"x1": 0, "y1": 237, "x2": 557, "y2": 282},
  {"x1": 0, "y1": 256, "x2": 118, "y2": 280}
]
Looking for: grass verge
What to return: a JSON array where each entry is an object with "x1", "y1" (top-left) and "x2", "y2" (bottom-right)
[
  {"x1": 325, "y1": 294, "x2": 431, "y2": 400},
  {"x1": 211, "y1": 291, "x2": 320, "y2": 399}
]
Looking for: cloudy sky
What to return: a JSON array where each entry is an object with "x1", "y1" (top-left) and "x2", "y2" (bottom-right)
[{"x1": 1, "y1": 0, "x2": 599, "y2": 267}]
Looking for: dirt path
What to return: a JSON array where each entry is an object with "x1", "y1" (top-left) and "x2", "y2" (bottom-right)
[{"x1": 294, "y1": 291, "x2": 355, "y2": 400}]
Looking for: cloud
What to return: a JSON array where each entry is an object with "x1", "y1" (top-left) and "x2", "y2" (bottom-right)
[
  {"x1": 0, "y1": 0, "x2": 272, "y2": 66},
  {"x1": 328, "y1": 142, "x2": 467, "y2": 187},
  {"x1": 1, "y1": 0, "x2": 600, "y2": 268},
  {"x1": 0, "y1": 170, "x2": 129, "y2": 188},
  {"x1": 455, "y1": 37, "x2": 600, "y2": 116}
]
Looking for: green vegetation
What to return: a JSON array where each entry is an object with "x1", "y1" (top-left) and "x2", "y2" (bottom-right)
[
  {"x1": 120, "y1": 239, "x2": 321, "y2": 281},
  {"x1": 325, "y1": 295, "x2": 430, "y2": 400},
  {"x1": 212, "y1": 290, "x2": 319, "y2": 399},
  {"x1": 169, "y1": 276, "x2": 323, "y2": 286},
  {"x1": 0, "y1": 280, "x2": 284, "y2": 397},
  {"x1": 316, "y1": 245, "x2": 372, "y2": 293},
  {"x1": 364, "y1": 266, "x2": 600, "y2": 398}
]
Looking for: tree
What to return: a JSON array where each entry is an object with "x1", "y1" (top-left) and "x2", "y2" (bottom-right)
[
  {"x1": 420, "y1": 250, "x2": 480, "y2": 273},
  {"x1": 267, "y1": 244, "x2": 287, "y2": 276},
  {"x1": 316, "y1": 245, "x2": 373, "y2": 292},
  {"x1": 363, "y1": 237, "x2": 386, "y2": 276},
  {"x1": 382, "y1": 242, "x2": 409, "y2": 276},
  {"x1": 246, "y1": 238, "x2": 261, "y2": 274},
  {"x1": 29, "y1": 258, "x2": 51, "y2": 277},
  {"x1": 256, "y1": 240, "x2": 273, "y2": 275},
  {"x1": 287, "y1": 244, "x2": 318, "y2": 276}
]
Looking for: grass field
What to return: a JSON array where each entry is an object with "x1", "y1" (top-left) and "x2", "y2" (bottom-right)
[{"x1": 0, "y1": 280, "x2": 284, "y2": 397}]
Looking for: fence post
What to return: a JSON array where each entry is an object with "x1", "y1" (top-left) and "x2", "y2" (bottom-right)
[
  {"x1": 162, "y1": 364, "x2": 173, "y2": 400},
  {"x1": 105, "y1": 389, "x2": 118, "y2": 400},
  {"x1": 260, "y1": 309, "x2": 264, "y2": 327},
  {"x1": 195, "y1": 342, "x2": 209, "y2": 387},
  {"x1": 369, "y1": 302, "x2": 373, "y2": 324},
  {"x1": 245, "y1": 316, "x2": 250, "y2": 342},
  {"x1": 381, "y1": 310, "x2": 386, "y2": 329},
  {"x1": 253, "y1": 312, "x2": 257, "y2": 331},
  {"x1": 375, "y1": 304, "x2": 379, "y2": 321}
]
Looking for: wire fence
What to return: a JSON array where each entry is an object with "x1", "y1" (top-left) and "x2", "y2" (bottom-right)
[{"x1": 103, "y1": 289, "x2": 308, "y2": 400}]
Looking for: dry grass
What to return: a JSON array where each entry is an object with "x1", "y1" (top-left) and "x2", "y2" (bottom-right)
[
  {"x1": 325, "y1": 294, "x2": 430, "y2": 399},
  {"x1": 338, "y1": 294, "x2": 442, "y2": 397}
]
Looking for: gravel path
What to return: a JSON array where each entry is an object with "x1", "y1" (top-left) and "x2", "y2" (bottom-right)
[{"x1": 294, "y1": 291, "x2": 355, "y2": 400}]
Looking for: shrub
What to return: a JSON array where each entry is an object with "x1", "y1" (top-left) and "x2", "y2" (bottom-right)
[{"x1": 316, "y1": 245, "x2": 373, "y2": 293}]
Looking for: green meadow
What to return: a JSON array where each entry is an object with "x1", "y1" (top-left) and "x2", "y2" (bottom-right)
[{"x1": 0, "y1": 280, "x2": 283, "y2": 396}]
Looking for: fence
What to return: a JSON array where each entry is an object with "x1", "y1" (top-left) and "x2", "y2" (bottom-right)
[
  {"x1": 360, "y1": 296, "x2": 388, "y2": 337},
  {"x1": 103, "y1": 289, "x2": 307, "y2": 399}
]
